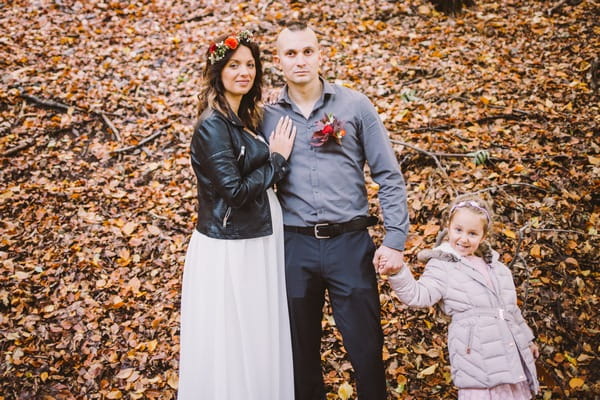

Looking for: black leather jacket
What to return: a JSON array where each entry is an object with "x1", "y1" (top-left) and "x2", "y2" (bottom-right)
[{"x1": 191, "y1": 109, "x2": 289, "y2": 239}]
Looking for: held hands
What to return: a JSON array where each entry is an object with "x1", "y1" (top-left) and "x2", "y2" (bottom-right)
[
  {"x1": 269, "y1": 116, "x2": 296, "y2": 160},
  {"x1": 373, "y1": 245, "x2": 405, "y2": 275}
]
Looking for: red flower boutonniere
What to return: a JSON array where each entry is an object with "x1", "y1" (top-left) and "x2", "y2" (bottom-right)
[{"x1": 311, "y1": 113, "x2": 346, "y2": 147}]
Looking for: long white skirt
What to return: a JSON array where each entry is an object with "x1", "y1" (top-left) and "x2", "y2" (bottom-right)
[{"x1": 177, "y1": 189, "x2": 294, "y2": 400}]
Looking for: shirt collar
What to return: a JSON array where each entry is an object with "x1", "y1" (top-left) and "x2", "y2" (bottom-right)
[{"x1": 279, "y1": 76, "x2": 335, "y2": 106}]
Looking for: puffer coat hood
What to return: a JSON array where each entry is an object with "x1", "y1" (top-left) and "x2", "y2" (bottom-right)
[{"x1": 389, "y1": 242, "x2": 539, "y2": 393}]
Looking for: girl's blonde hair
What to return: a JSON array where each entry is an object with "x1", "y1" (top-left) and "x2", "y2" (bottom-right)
[
  {"x1": 442, "y1": 194, "x2": 495, "y2": 260},
  {"x1": 446, "y1": 194, "x2": 494, "y2": 236}
]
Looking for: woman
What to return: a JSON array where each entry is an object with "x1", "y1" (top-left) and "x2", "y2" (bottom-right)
[{"x1": 177, "y1": 30, "x2": 296, "y2": 400}]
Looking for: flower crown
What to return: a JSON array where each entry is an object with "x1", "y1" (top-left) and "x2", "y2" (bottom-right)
[{"x1": 208, "y1": 30, "x2": 254, "y2": 65}]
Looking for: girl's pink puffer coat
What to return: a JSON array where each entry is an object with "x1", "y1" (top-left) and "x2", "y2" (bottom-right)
[{"x1": 389, "y1": 242, "x2": 539, "y2": 393}]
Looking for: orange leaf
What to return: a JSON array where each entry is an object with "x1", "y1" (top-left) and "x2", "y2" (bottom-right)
[
  {"x1": 569, "y1": 377, "x2": 584, "y2": 389},
  {"x1": 106, "y1": 390, "x2": 123, "y2": 399},
  {"x1": 115, "y1": 368, "x2": 134, "y2": 379},
  {"x1": 167, "y1": 372, "x2": 179, "y2": 389},
  {"x1": 423, "y1": 224, "x2": 440, "y2": 237},
  {"x1": 503, "y1": 229, "x2": 516, "y2": 239},
  {"x1": 121, "y1": 222, "x2": 137, "y2": 236},
  {"x1": 565, "y1": 257, "x2": 579, "y2": 266}
]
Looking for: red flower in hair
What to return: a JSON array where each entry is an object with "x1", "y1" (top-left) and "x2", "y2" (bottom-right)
[
  {"x1": 208, "y1": 30, "x2": 253, "y2": 64},
  {"x1": 224, "y1": 37, "x2": 239, "y2": 50}
]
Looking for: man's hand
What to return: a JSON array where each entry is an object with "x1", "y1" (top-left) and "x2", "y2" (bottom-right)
[{"x1": 373, "y1": 245, "x2": 404, "y2": 275}]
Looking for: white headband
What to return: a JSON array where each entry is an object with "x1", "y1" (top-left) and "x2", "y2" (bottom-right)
[{"x1": 451, "y1": 200, "x2": 491, "y2": 224}]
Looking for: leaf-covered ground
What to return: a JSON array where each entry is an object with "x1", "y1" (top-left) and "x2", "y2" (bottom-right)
[{"x1": 1, "y1": 0, "x2": 598, "y2": 399}]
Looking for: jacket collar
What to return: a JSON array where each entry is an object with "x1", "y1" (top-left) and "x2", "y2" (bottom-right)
[
  {"x1": 202, "y1": 107, "x2": 245, "y2": 128},
  {"x1": 420, "y1": 242, "x2": 500, "y2": 295}
]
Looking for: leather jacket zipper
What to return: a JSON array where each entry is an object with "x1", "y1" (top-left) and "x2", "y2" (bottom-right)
[
  {"x1": 237, "y1": 145, "x2": 246, "y2": 162},
  {"x1": 222, "y1": 207, "x2": 231, "y2": 228},
  {"x1": 223, "y1": 146, "x2": 246, "y2": 228}
]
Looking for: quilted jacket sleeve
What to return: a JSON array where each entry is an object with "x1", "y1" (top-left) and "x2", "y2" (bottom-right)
[
  {"x1": 388, "y1": 260, "x2": 448, "y2": 308},
  {"x1": 511, "y1": 306, "x2": 536, "y2": 343}
]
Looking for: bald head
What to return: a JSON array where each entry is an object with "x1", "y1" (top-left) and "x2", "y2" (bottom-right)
[
  {"x1": 274, "y1": 23, "x2": 322, "y2": 88},
  {"x1": 276, "y1": 25, "x2": 319, "y2": 56}
]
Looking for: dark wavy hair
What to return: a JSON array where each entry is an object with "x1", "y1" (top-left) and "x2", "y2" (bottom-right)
[{"x1": 197, "y1": 34, "x2": 263, "y2": 130}]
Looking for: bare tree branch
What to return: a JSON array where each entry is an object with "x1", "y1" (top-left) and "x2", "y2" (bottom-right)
[
  {"x1": 100, "y1": 112, "x2": 121, "y2": 142},
  {"x1": 110, "y1": 123, "x2": 171, "y2": 155},
  {"x1": 1, "y1": 140, "x2": 35, "y2": 157},
  {"x1": 390, "y1": 139, "x2": 457, "y2": 195},
  {"x1": 20, "y1": 93, "x2": 73, "y2": 112},
  {"x1": 469, "y1": 183, "x2": 549, "y2": 195}
]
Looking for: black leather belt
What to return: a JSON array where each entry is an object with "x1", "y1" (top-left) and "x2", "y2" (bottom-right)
[{"x1": 284, "y1": 216, "x2": 379, "y2": 239}]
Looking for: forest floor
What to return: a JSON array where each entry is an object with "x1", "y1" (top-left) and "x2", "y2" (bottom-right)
[{"x1": 1, "y1": 0, "x2": 598, "y2": 399}]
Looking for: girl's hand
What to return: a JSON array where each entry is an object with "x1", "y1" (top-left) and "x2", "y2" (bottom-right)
[
  {"x1": 269, "y1": 116, "x2": 296, "y2": 160},
  {"x1": 529, "y1": 342, "x2": 539, "y2": 359},
  {"x1": 376, "y1": 254, "x2": 403, "y2": 275}
]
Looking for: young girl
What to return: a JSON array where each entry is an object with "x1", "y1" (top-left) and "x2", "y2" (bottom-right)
[{"x1": 383, "y1": 195, "x2": 539, "y2": 399}]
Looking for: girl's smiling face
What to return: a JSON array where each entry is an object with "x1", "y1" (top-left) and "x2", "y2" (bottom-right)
[{"x1": 448, "y1": 208, "x2": 486, "y2": 257}]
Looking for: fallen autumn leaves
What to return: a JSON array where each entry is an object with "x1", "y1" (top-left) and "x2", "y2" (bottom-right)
[{"x1": 1, "y1": 0, "x2": 598, "y2": 399}]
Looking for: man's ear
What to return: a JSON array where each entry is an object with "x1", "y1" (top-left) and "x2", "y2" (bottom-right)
[{"x1": 273, "y1": 54, "x2": 280, "y2": 66}]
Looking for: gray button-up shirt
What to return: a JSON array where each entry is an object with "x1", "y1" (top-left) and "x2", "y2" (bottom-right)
[{"x1": 261, "y1": 79, "x2": 409, "y2": 250}]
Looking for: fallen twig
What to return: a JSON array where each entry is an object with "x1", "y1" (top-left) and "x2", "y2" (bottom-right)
[
  {"x1": 407, "y1": 111, "x2": 541, "y2": 133},
  {"x1": 547, "y1": 0, "x2": 569, "y2": 15},
  {"x1": 179, "y1": 8, "x2": 214, "y2": 24},
  {"x1": 20, "y1": 93, "x2": 73, "y2": 112},
  {"x1": 390, "y1": 139, "x2": 502, "y2": 165},
  {"x1": 111, "y1": 130, "x2": 163, "y2": 155},
  {"x1": 590, "y1": 57, "x2": 599, "y2": 91},
  {"x1": 20, "y1": 92, "x2": 125, "y2": 141},
  {"x1": 509, "y1": 224, "x2": 596, "y2": 270},
  {"x1": 518, "y1": 254, "x2": 531, "y2": 306},
  {"x1": 530, "y1": 228, "x2": 594, "y2": 236},
  {"x1": 509, "y1": 223, "x2": 530, "y2": 269},
  {"x1": 1, "y1": 140, "x2": 35, "y2": 157},
  {"x1": 390, "y1": 139, "x2": 457, "y2": 195},
  {"x1": 391, "y1": 139, "x2": 470, "y2": 159},
  {"x1": 100, "y1": 112, "x2": 121, "y2": 141},
  {"x1": 470, "y1": 183, "x2": 549, "y2": 195}
]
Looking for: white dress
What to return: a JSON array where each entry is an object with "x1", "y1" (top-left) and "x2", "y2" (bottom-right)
[{"x1": 177, "y1": 189, "x2": 294, "y2": 399}]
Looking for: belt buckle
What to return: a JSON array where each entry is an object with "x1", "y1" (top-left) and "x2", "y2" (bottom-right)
[{"x1": 314, "y1": 223, "x2": 331, "y2": 239}]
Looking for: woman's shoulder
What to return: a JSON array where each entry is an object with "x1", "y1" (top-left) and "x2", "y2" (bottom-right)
[
  {"x1": 194, "y1": 109, "x2": 233, "y2": 136},
  {"x1": 197, "y1": 108, "x2": 228, "y2": 126}
]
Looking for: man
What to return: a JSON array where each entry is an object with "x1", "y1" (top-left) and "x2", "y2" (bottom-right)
[{"x1": 261, "y1": 22, "x2": 409, "y2": 400}]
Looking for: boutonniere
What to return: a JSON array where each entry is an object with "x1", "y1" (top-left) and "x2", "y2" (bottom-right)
[{"x1": 310, "y1": 113, "x2": 346, "y2": 147}]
